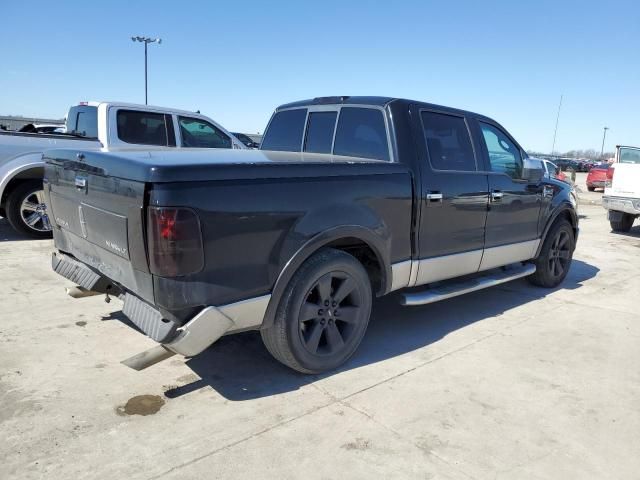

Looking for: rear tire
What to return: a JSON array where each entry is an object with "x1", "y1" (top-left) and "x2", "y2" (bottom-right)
[
  {"x1": 587, "y1": 186, "x2": 595, "y2": 192},
  {"x1": 5, "y1": 181, "x2": 53, "y2": 239},
  {"x1": 610, "y1": 213, "x2": 635, "y2": 233},
  {"x1": 261, "y1": 248, "x2": 372, "y2": 374},
  {"x1": 528, "y1": 219, "x2": 575, "y2": 288}
]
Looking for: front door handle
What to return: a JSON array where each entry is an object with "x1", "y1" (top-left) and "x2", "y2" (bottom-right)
[
  {"x1": 426, "y1": 192, "x2": 443, "y2": 202},
  {"x1": 490, "y1": 190, "x2": 503, "y2": 202}
]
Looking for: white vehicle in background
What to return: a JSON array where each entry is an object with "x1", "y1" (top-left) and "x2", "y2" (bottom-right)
[
  {"x1": 603, "y1": 145, "x2": 640, "y2": 232},
  {"x1": 17, "y1": 124, "x2": 65, "y2": 134},
  {"x1": 0, "y1": 101, "x2": 245, "y2": 238}
]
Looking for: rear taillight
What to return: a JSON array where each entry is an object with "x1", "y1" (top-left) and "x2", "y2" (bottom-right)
[
  {"x1": 147, "y1": 207, "x2": 204, "y2": 277},
  {"x1": 605, "y1": 166, "x2": 614, "y2": 188}
]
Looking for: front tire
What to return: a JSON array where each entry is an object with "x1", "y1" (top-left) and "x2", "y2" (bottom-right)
[
  {"x1": 5, "y1": 181, "x2": 53, "y2": 239},
  {"x1": 587, "y1": 185, "x2": 595, "y2": 192},
  {"x1": 528, "y1": 219, "x2": 575, "y2": 288},
  {"x1": 261, "y1": 248, "x2": 372, "y2": 374},
  {"x1": 610, "y1": 213, "x2": 635, "y2": 233}
]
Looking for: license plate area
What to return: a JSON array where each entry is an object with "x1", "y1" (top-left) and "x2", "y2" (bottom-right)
[{"x1": 82, "y1": 203, "x2": 130, "y2": 259}]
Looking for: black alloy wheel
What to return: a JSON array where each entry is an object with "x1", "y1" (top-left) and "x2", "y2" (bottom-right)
[
  {"x1": 261, "y1": 248, "x2": 372, "y2": 374},
  {"x1": 547, "y1": 229, "x2": 572, "y2": 280},
  {"x1": 528, "y1": 219, "x2": 575, "y2": 288},
  {"x1": 297, "y1": 271, "x2": 363, "y2": 357}
]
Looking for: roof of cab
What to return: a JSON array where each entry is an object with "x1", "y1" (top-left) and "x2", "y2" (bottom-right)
[
  {"x1": 277, "y1": 96, "x2": 396, "y2": 110},
  {"x1": 274, "y1": 96, "x2": 495, "y2": 123}
]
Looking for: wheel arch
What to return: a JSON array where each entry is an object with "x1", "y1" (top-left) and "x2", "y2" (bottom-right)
[
  {"x1": 260, "y1": 225, "x2": 391, "y2": 329},
  {"x1": 0, "y1": 157, "x2": 45, "y2": 209},
  {"x1": 535, "y1": 204, "x2": 578, "y2": 258}
]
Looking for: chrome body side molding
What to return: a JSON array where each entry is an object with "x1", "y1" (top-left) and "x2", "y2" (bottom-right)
[
  {"x1": 414, "y1": 249, "x2": 483, "y2": 286},
  {"x1": 390, "y1": 260, "x2": 412, "y2": 291},
  {"x1": 392, "y1": 239, "x2": 541, "y2": 292},
  {"x1": 479, "y1": 239, "x2": 540, "y2": 272}
]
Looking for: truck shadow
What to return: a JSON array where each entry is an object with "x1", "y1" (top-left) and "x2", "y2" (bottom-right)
[
  {"x1": 164, "y1": 259, "x2": 599, "y2": 402},
  {"x1": 0, "y1": 217, "x2": 47, "y2": 242},
  {"x1": 610, "y1": 225, "x2": 640, "y2": 238}
]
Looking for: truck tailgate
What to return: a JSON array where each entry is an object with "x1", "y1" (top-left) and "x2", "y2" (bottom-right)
[
  {"x1": 43, "y1": 152, "x2": 154, "y2": 303},
  {"x1": 610, "y1": 163, "x2": 640, "y2": 199}
]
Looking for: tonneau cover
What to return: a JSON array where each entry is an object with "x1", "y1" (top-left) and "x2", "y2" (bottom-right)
[{"x1": 43, "y1": 148, "x2": 396, "y2": 183}]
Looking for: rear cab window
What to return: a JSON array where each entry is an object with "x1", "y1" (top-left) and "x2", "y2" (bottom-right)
[
  {"x1": 261, "y1": 108, "x2": 308, "y2": 152},
  {"x1": 67, "y1": 105, "x2": 98, "y2": 138},
  {"x1": 304, "y1": 111, "x2": 337, "y2": 154},
  {"x1": 116, "y1": 110, "x2": 174, "y2": 146},
  {"x1": 262, "y1": 106, "x2": 391, "y2": 162},
  {"x1": 619, "y1": 147, "x2": 640, "y2": 164}
]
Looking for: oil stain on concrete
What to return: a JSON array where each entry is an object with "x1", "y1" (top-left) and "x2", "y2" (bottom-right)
[{"x1": 116, "y1": 395, "x2": 165, "y2": 416}]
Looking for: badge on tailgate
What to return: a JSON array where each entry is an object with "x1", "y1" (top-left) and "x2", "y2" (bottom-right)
[{"x1": 75, "y1": 176, "x2": 87, "y2": 191}]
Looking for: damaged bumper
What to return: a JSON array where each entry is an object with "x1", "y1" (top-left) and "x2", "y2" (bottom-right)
[{"x1": 51, "y1": 252, "x2": 270, "y2": 369}]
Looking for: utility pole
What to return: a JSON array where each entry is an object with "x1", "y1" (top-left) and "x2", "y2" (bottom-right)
[
  {"x1": 600, "y1": 127, "x2": 609, "y2": 158},
  {"x1": 131, "y1": 36, "x2": 162, "y2": 105},
  {"x1": 551, "y1": 94, "x2": 563, "y2": 157}
]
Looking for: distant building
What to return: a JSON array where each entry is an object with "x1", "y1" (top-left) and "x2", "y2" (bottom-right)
[{"x1": 0, "y1": 115, "x2": 64, "y2": 131}]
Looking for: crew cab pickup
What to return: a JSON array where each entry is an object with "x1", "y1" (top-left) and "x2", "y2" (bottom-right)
[
  {"x1": 603, "y1": 145, "x2": 640, "y2": 232},
  {"x1": 0, "y1": 101, "x2": 244, "y2": 238},
  {"x1": 45, "y1": 96, "x2": 578, "y2": 374}
]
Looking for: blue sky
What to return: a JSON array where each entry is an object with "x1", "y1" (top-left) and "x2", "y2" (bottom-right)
[{"x1": 2, "y1": 0, "x2": 638, "y2": 153}]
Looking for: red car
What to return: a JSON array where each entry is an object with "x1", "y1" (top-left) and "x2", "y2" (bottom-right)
[
  {"x1": 542, "y1": 159, "x2": 568, "y2": 183},
  {"x1": 586, "y1": 163, "x2": 610, "y2": 191}
]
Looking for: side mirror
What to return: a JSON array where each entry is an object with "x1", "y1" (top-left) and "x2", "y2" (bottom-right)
[{"x1": 522, "y1": 158, "x2": 544, "y2": 183}]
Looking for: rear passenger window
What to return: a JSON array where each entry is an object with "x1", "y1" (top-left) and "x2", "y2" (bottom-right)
[
  {"x1": 480, "y1": 122, "x2": 523, "y2": 179},
  {"x1": 333, "y1": 108, "x2": 389, "y2": 161},
  {"x1": 261, "y1": 109, "x2": 307, "y2": 152},
  {"x1": 304, "y1": 111, "x2": 337, "y2": 154},
  {"x1": 421, "y1": 111, "x2": 476, "y2": 171},
  {"x1": 178, "y1": 116, "x2": 231, "y2": 149},
  {"x1": 117, "y1": 110, "x2": 169, "y2": 146}
]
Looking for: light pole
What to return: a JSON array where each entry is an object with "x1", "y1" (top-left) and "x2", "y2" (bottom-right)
[
  {"x1": 131, "y1": 36, "x2": 162, "y2": 105},
  {"x1": 600, "y1": 127, "x2": 609, "y2": 158}
]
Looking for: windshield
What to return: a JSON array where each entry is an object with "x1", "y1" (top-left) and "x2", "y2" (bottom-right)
[{"x1": 619, "y1": 147, "x2": 640, "y2": 164}]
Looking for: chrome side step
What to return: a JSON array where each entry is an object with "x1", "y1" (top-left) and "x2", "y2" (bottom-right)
[{"x1": 400, "y1": 264, "x2": 536, "y2": 306}]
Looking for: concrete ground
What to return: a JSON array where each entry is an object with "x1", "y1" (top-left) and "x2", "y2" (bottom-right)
[{"x1": 1, "y1": 184, "x2": 639, "y2": 479}]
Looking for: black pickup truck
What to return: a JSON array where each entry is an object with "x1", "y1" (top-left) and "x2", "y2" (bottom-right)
[{"x1": 44, "y1": 96, "x2": 578, "y2": 374}]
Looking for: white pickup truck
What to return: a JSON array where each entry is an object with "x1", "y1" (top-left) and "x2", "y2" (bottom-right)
[
  {"x1": 603, "y1": 145, "x2": 640, "y2": 232},
  {"x1": 0, "y1": 101, "x2": 245, "y2": 237}
]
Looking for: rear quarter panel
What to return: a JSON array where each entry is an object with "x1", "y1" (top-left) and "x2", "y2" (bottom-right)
[{"x1": 149, "y1": 163, "x2": 413, "y2": 313}]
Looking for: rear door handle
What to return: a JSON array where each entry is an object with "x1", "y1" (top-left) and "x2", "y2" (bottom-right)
[
  {"x1": 426, "y1": 192, "x2": 443, "y2": 202},
  {"x1": 490, "y1": 190, "x2": 503, "y2": 202}
]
